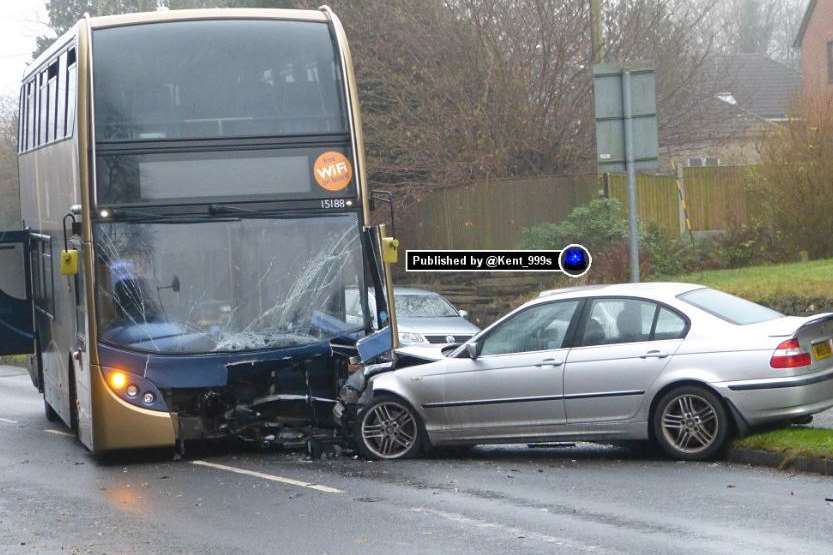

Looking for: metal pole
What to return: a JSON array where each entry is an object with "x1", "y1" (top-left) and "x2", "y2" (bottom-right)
[
  {"x1": 622, "y1": 70, "x2": 640, "y2": 282},
  {"x1": 590, "y1": 0, "x2": 604, "y2": 64},
  {"x1": 675, "y1": 162, "x2": 686, "y2": 238}
]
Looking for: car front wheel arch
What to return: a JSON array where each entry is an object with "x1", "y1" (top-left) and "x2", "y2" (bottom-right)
[{"x1": 353, "y1": 392, "x2": 429, "y2": 460}]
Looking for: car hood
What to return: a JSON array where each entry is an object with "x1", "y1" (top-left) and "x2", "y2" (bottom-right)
[
  {"x1": 395, "y1": 344, "x2": 449, "y2": 361},
  {"x1": 396, "y1": 316, "x2": 480, "y2": 335}
]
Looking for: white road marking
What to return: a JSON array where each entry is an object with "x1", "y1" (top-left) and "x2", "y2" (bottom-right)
[
  {"x1": 0, "y1": 417, "x2": 18, "y2": 424},
  {"x1": 409, "y1": 507, "x2": 605, "y2": 552},
  {"x1": 191, "y1": 460, "x2": 343, "y2": 494},
  {"x1": 43, "y1": 429, "x2": 75, "y2": 437}
]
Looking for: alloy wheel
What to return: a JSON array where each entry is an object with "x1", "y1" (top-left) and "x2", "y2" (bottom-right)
[
  {"x1": 660, "y1": 394, "x2": 719, "y2": 454},
  {"x1": 360, "y1": 400, "x2": 418, "y2": 459}
]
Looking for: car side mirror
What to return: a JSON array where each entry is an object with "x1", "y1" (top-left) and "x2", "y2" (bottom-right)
[
  {"x1": 458, "y1": 309, "x2": 469, "y2": 319},
  {"x1": 466, "y1": 341, "x2": 481, "y2": 360}
]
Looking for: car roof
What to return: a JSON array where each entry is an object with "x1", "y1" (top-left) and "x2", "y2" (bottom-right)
[
  {"x1": 536, "y1": 282, "x2": 704, "y2": 303},
  {"x1": 343, "y1": 286, "x2": 442, "y2": 296},
  {"x1": 394, "y1": 287, "x2": 442, "y2": 296}
]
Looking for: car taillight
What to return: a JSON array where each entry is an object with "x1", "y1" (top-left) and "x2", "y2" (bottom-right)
[{"x1": 770, "y1": 338, "x2": 812, "y2": 369}]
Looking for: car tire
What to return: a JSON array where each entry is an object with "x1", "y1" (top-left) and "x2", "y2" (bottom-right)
[
  {"x1": 44, "y1": 399, "x2": 60, "y2": 423},
  {"x1": 652, "y1": 385, "x2": 730, "y2": 461},
  {"x1": 354, "y1": 394, "x2": 422, "y2": 460}
]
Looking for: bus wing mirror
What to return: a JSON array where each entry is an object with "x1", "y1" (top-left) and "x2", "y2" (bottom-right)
[
  {"x1": 171, "y1": 275, "x2": 181, "y2": 293},
  {"x1": 357, "y1": 325, "x2": 393, "y2": 363},
  {"x1": 60, "y1": 250, "x2": 79, "y2": 276}
]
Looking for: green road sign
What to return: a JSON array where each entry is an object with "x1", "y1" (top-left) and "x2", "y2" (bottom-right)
[{"x1": 593, "y1": 64, "x2": 658, "y2": 173}]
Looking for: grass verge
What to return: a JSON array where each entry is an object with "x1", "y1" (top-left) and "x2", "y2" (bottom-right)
[
  {"x1": 0, "y1": 354, "x2": 29, "y2": 367},
  {"x1": 671, "y1": 258, "x2": 833, "y2": 301},
  {"x1": 733, "y1": 427, "x2": 833, "y2": 460}
]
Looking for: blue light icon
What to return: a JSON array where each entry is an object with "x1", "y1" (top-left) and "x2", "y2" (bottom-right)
[{"x1": 559, "y1": 244, "x2": 592, "y2": 277}]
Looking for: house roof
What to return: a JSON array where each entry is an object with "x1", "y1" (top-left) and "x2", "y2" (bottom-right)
[
  {"x1": 794, "y1": 0, "x2": 817, "y2": 48},
  {"x1": 668, "y1": 53, "x2": 798, "y2": 148},
  {"x1": 719, "y1": 54, "x2": 801, "y2": 120}
]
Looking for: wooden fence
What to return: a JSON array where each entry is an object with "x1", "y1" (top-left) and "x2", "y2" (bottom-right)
[
  {"x1": 396, "y1": 166, "x2": 762, "y2": 252},
  {"x1": 399, "y1": 175, "x2": 600, "y2": 250}
]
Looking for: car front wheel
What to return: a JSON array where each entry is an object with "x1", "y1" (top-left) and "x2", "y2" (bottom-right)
[
  {"x1": 354, "y1": 395, "x2": 422, "y2": 460},
  {"x1": 652, "y1": 385, "x2": 729, "y2": 461}
]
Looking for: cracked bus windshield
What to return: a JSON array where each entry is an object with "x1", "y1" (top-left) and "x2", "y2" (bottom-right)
[{"x1": 93, "y1": 214, "x2": 370, "y2": 354}]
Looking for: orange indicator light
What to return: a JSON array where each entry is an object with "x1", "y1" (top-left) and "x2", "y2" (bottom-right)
[{"x1": 108, "y1": 371, "x2": 128, "y2": 391}]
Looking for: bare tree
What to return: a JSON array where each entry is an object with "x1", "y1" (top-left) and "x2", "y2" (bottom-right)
[
  {"x1": 756, "y1": 92, "x2": 833, "y2": 258},
  {"x1": 704, "y1": 0, "x2": 808, "y2": 65},
  {"x1": 602, "y1": 1, "x2": 726, "y2": 152}
]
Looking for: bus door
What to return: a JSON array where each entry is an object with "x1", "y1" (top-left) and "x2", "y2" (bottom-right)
[
  {"x1": 0, "y1": 231, "x2": 35, "y2": 381},
  {"x1": 70, "y1": 235, "x2": 93, "y2": 447}
]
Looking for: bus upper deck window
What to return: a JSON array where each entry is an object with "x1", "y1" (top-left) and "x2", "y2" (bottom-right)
[{"x1": 92, "y1": 19, "x2": 347, "y2": 142}]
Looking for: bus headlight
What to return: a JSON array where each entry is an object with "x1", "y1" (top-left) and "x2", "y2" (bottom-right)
[{"x1": 102, "y1": 367, "x2": 167, "y2": 412}]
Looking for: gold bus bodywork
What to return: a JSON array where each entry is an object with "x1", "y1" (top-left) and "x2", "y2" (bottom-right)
[{"x1": 19, "y1": 7, "x2": 392, "y2": 453}]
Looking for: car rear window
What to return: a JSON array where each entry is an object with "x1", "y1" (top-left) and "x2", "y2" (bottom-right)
[{"x1": 678, "y1": 288, "x2": 782, "y2": 325}]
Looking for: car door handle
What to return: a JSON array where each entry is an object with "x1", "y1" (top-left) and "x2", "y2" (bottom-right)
[
  {"x1": 640, "y1": 350, "x2": 669, "y2": 359},
  {"x1": 536, "y1": 358, "x2": 564, "y2": 367}
]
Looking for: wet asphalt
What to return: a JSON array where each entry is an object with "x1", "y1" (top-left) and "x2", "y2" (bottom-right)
[{"x1": 2, "y1": 365, "x2": 833, "y2": 555}]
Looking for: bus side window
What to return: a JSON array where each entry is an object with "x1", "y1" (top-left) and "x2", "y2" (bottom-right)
[
  {"x1": 27, "y1": 82, "x2": 34, "y2": 151},
  {"x1": 57, "y1": 52, "x2": 67, "y2": 139},
  {"x1": 65, "y1": 48, "x2": 77, "y2": 139},
  {"x1": 17, "y1": 86, "x2": 24, "y2": 153},
  {"x1": 39, "y1": 71, "x2": 48, "y2": 147},
  {"x1": 47, "y1": 59, "x2": 59, "y2": 143},
  {"x1": 33, "y1": 78, "x2": 38, "y2": 148}
]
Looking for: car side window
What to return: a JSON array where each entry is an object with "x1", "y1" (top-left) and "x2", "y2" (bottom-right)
[
  {"x1": 581, "y1": 298, "x2": 656, "y2": 347},
  {"x1": 654, "y1": 307, "x2": 687, "y2": 340},
  {"x1": 479, "y1": 300, "x2": 580, "y2": 356}
]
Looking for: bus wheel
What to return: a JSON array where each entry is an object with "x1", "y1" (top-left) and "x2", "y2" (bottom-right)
[{"x1": 44, "y1": 399, "x2": 59, "y2": 422}]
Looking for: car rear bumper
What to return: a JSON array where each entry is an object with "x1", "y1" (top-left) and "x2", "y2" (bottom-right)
[{"x1": 716, "y1": 368, "x2": 833, "y2": 426}]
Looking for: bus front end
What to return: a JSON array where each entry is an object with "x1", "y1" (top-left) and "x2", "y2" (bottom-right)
[{"x1": 86, "y1": 10, "x2": 394, "y2": 452}]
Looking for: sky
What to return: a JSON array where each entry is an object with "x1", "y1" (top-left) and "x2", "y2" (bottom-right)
[{"x1": 0, "y1": 0, "x2": 52, "y2": 100}]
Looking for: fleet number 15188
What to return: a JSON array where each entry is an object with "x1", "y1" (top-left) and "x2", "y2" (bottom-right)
[{"x1": 321, "y1": 199, "x2": 348, "y2": 209}]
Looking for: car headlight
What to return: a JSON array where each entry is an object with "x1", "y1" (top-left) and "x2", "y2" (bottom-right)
[{"x1": 398, "y1": 331, "x2": 429, "y2": 345}]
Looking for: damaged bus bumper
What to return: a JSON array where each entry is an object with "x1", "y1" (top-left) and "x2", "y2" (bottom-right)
[
  {"x1": 97, "y1": 341, "x2": 347, "y2": 449},
  {"x1": 94, "y1": 327, "x2": 396, "y2": 452}
]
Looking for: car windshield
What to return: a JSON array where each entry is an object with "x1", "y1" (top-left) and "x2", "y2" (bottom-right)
[
  {"x1": 93, "y1": 214, "x2": 373, "y2": 354},
  {"x1": 678, "y1": 288, "x2": 782, "y2": 325},
  {"x1": 395, "y1": 294, "x2": 458, "y2": 318},
  {"x1": 345, "y1": 290, "x2": 459, "y2": 320}
]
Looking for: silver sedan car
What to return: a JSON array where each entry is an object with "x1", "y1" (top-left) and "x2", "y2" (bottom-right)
[
  {"x1": 345, "y1": 287, "x2": 480, "y2": 346},
  {"x1": 394, "y1": 287, "x2": 480, "y2": 346},
  {"x1": 336, "y1": 283, "x2": 833, "y2": 461}
]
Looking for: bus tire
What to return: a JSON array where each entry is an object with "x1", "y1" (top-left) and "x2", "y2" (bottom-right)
[{"x1": 44, "y1": 399, "x2": 59, "y2": 422}]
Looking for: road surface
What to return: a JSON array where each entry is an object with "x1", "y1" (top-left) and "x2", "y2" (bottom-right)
[{"x1": 1, "y1": 365, "x2": 832, "y2": 554}]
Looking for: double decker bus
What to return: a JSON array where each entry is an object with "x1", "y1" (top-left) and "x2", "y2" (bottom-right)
[{"x1": 0, "y1": 7, "x2": 398, "y2": 454}]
